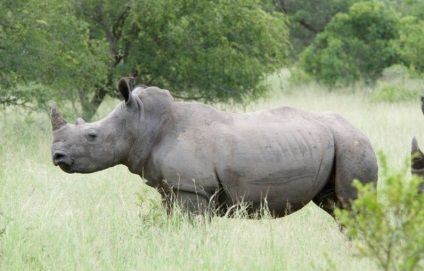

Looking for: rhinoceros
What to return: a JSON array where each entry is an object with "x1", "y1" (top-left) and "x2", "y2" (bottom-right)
[
  {"x1": 50, "y1": 78, "x2": 378, "y2": 218},
  {"x1": 421, "y1": 96, "x2": 424, "y2": 115},
  {"x1": 411, "y1": 137, "x2": 424, "y2": 193}
]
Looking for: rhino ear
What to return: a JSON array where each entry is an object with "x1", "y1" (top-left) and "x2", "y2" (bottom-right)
[{"x1": 118, "y1": 77, "x2": 135, "y2": 105}]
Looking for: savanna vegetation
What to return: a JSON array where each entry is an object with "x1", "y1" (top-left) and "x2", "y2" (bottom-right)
[
  {"x1": 1, "y1": 79, "x2": 423, "y2": 270},
  {"x1": 1, "y1": 0, "x2": 424, "y2": 270}
]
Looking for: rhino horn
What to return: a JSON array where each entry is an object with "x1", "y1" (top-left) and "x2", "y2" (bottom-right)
[
  {"x1": 76, "y1": 118, "x2": 86, "y2": 125},
  {"x1": 51, "y1": 102, "x2": 67, "y2": 131},
  {"x1": 421, "y1": 96, "x2": 424, "y2": 115},
  {"x1": 412, "y1": 137, "x2": 421, "y2": 155}
]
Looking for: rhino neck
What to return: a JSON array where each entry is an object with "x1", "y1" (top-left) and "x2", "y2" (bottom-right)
[{"x1": 124, "y1": 100, "x2": 174, "y2": 175}]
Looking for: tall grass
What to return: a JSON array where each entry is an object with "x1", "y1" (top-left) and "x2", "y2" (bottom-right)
[{"x1": 1, "y1": 81, "x2": 423, "y2": 270}]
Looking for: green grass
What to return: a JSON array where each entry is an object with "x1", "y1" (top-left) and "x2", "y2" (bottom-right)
[{"x1": 1, "y1": 83, "x2": 423, "y2": 270}]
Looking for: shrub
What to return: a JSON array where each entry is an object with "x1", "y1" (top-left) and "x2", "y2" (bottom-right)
[
  {"x1": 369, "y1": 82, "x2": 419, "y2": 103},
  {"x1": 335, "y1": 153, "x2": 424, "y2": 271},
  {"x1": 299, "y1": 2, "x2": 401, "y2": 87}
]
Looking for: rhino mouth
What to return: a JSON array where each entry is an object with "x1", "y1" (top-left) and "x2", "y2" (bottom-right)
[
  {"x1": 52, "y1": 151, "x2": 75, "y2": 173},
  {"x1": 57, "y1": 162, "x2": 74, "y2": 173}
]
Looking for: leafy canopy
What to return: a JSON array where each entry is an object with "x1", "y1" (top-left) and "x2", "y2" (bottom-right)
[
  {"x1": 299, "y1": 2, "x2": 401, "y2": 87},
  {"x1": 0, "y1": 0, "x2": 289, "y2": 119},
  {"x1": 0, "y1": 0, "x2": 110, "y2": 110},
  {"x1": 272, "y1": 0, "x2": 361, "y2": 58},
  {"x1": 396, "y1": 16, "x2": 424, "y2": 74}
]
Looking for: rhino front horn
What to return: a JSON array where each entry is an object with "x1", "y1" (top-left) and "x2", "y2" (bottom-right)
[{"x1": 51, "y1": 102, "x2": 67, "y2": 131}]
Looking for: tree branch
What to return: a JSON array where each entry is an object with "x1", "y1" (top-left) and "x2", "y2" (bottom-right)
[
  {"x1": 297, "y1": 19, "x2": 318, "y2": 34},
  {"x1": 112, "y1": 5, "x2": 131, "y2": 66}
]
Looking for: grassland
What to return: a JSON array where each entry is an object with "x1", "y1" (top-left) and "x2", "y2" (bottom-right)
[{"x1": 1, "y1": 81, "x2": 423, "y2": 270}]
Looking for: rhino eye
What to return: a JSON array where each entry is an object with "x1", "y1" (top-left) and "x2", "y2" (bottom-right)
[{"x1": 86, "y1": 130, "x2": 98, "y2": 141}]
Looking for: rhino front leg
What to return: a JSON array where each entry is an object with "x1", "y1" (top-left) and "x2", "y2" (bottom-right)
[{"x1": 159, "y1": 189, "x2": 209, "y2": 217}]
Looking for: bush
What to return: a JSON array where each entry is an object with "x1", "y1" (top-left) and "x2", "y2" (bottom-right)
[
  {"x1": 335, "y1": 153, "x2": 424, "y2": 271},
  {"x1": 299, "y1": 2, "x2": 401, "y2": 87},
  {"x1": 397, "y1": 16, "x2": 424, "y2": 74},
  {"x1": 369, "y1": 82, "x2": 419, "y2": 103},
  {"x1": 369, "y1": 64, "x2": 422, "y2": 103}
]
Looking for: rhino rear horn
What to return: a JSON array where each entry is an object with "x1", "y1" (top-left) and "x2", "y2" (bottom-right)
[
  {"x1": 411, "y1": 136, "x2": 424, "y2": 171},
  {"x1": 51, "y1": 102, "x2": 67, "y2": 131},
  {"x1": 412, "y1": 137, "x2": 421, "y2": 155},
  {"x1": 421, "y1": 96, "x2": 424, "y2": 115}
]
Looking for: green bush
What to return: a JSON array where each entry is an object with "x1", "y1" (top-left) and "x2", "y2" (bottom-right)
[
  {"x1": 396, "y1": 16, "x2": 424, "y2": 74},
  {"x1": 299, "y1": 2, "x2": 401, "y2": 87},
  {"x1": 335, "y1": 153, "x2": 424, "y2": 271},
  {"x1": 369, "y1": 64, "x2": 421, "y2": 103},
  {"x1": 369, "y1": 82, "x2": 419, "y2": 103}
]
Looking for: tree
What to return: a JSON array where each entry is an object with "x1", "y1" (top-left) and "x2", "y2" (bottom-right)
[
  {"x1": 393, "y1": 0, "x2": 424, "y2": 20},
  {"x1": 299, "y1": 2, "x2": 401, "y2": 87},
  {"x1": 396, "y1": 16, "x2": 424, "y2": 74},
  {"x1": 1, "y1": 0, "x2": 289, "y2": 120},
  {"x1": 0, "y1": 0, "x2": 110, "y2": 112},
  {"x1": 271, "y1": 0, "x2": 360, "y2": 58}
]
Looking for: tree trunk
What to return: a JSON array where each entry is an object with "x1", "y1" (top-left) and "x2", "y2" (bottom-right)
[{"x1": 80, "y1": 87, "x2": 107, "y2": 121}]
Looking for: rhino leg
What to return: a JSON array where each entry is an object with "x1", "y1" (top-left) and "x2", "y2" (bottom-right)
[
  {"x1": 312, "y1": 178, "x2": 340, "y2": 219},
  {"x1": 159, "y1": 189, "x2": 209, "y2": 216},
  {"x1": 312, "y1": 143, "x2": 378, "y2": 221},
  {"x1": 313, "y1": 113, "x2": 378, "y2": 219},
  {"x1": 333, "y1": 141, "x2": 378, "y2": 207}
]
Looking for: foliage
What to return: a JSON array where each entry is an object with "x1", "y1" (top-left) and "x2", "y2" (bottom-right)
[
  {"x1": 0, "y1": 0, "x2": 110, "y2": 112},
  {"x1": 392, "y1": 0, "x2": 424, "y2": 20},
  {"x1": 119, "y1": 0, "x2": 289, "y2": 103},
  {"x1": 396, "y1": 16, "x2": 424, "y2": 75},
  {"x1": 335, "y1": 153, "x2": 424, "y2": 271},
  {"x1": 272, "y1": 0, "x2": 360, "y2": 58},
  {"x1": 0, "y1": 0, "x2": 289, "y2": 119},
  {"x1": 299, "y1": 2, "x2": 401, "y2": 87},
  {"x1": 370, "y1": 83, "x2": 419, "y2": 103},
  {"x1": 369, "y1": 64, "x2": 422, "y2": 103}
]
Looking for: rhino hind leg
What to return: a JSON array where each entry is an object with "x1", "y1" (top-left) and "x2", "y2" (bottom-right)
[
  {"x1": 313, "y1": 142, "x2": 378, "y2": 220},
  {"x1": 312, "y1": 177, "x2": 340, "y2": 219},
  {"x1": 312, "y1": 113, "x2": 379, "y2": 219},
  {"x1": 331, "y1": 138, "x2": 378, "y2": 212}
]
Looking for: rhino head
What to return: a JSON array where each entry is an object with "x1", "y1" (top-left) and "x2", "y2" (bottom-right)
[
  {"x1": 411, "y1": 137, "x2": 424, "y2": 193},
  {"x1": 51, "y1": 78, "x2": 142, "y2": 174}
]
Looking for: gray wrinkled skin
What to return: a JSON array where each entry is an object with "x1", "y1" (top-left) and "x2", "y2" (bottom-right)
[
  {"x1": 51, "y1": 78, "x2": 378, "y2": 218},
  {"x1": 411, "y1": 137, "x2": 424, "y2": 193}
]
